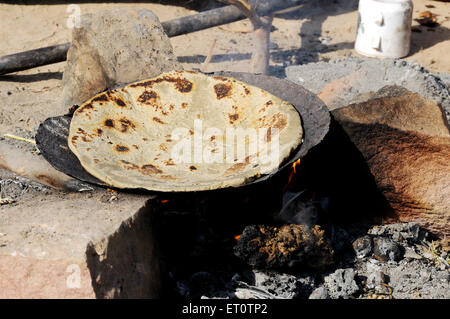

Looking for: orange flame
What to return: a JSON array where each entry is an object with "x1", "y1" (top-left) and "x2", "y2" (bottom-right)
[
  {"x1": 292, "y1": 159, "x2": 301, "y2": 174},
  {"x1": 283, "y1": 159, "x2": 301, "y2": 192},
  {"x1": 234, "y1": 235, "x2": 241, "y2": 241},
  {"x1": 161, "y1": 199, "x2": 169, "y2": 204}
]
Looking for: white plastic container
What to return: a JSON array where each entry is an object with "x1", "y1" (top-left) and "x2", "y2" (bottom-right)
[{"x1": 355, "y1": 0, "x2": 413, "y2": 58}]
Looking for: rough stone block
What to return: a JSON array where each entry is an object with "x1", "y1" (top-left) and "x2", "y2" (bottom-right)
[
  {"x1": 61, "y1": 8, "x2": 182, "y2": 114},
  {"x1": 0, "y1": 191, "x2": 161, "y2": 298}
]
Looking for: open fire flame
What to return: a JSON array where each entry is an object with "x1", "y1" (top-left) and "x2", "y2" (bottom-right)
[{"x1": 283, "y1": 159, "x2": 301, "y2": 192}]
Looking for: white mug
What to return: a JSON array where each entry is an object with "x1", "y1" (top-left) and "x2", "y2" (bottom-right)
[{"x1": 355, "y1": 0, "x2": 413, "y2": 58}]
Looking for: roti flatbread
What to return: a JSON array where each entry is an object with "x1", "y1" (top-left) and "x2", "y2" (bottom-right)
[{"x1": 68, "y1": 70, "x2": 303, "y2": 191}]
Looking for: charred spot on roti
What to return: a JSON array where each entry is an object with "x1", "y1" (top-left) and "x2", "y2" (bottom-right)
[
  {"x1": 76, "y1": 128, "x2": 94, "y2": 142},
  {"x1": 190, "y1": 166, "x2": 197, "y2": 171},
  {"x1": 228, "y1": 113, "x2": 239, "y2": 124},
  {"x1": 92, "y1": 94, "x2": 109, "y2": 103},
  {"x1": 114, "y1": 98, "x2": 127, "y2": 107},
  {"x1": 181, "y1": 102, "x2": 188, "y2": 109},
  {"x1": 129, "y1": 80, "x2": 152, "y2": 88},
  {"x1": 104, "y1": 119, "x2": 115, "y2": 128},
  {"x1": 132, "y1": 145, "x2": 139, "y2": 150},
  {"x1": 213, "y1": 76, "x2": 228, "y2": 82},
  {"x1": 115, "y1": 145, "x2": 129, "y2": 152},
  {"x1": 78, "y1": 103, "x2": 93, "y2": 113},
  {"x1": 142, "y1": 137, "x2": 148, "y2": 142},
  {"x1": 173, "y1": 78, "x2": 193, "y2": 93},
  {"x1": 258, "y1": 101, "x2": 274, "y2": 114},
  {"x1": 119, "y1": 118, "x2": 136, "y2": 133},
  {"x1": 243, "y1": 86, "x2": 251, "y2": 95},
  {"x1": 96, "y1": 128, "x2": 103, "y2": 135},
  {"x1": 153, "y1": 117, "x2": 166, "y2": 124},
  {"x1": 129, "y1": 76, "x2": 193, "y2": 93},
  {"x1": 224, "y1": 156, "x2": 251, "y2": 175},
  {"x1": 93, "y1": 158, "x2": 100, "y2": 164},
  {"x1": 189, "y1": 129, "x2": 194, "y2": 135},
  {"x1": 140, "y1": 164, "x2": 162, "y2": 175},
  {"x1": 271, "y1": 113, "x2": 288, "y2": 130},
  {"x1": 120, "y1": 160, "x2": 139, "y2": 170},
  {"x1": 137, "y1": 90, "x2": 159, "y2": 104},
  {"x1": 71, "y1": 135, "x2": 78, "y2": 145},
  {"x1": 214, "y1": 83, "x2": 232, "y2": 99},
  {"x1": 81, "y1": 136, "x2": 92, "y2": 143},
  {"x1": 256, "y1": 112, "x2": 288, "y2": 131}
]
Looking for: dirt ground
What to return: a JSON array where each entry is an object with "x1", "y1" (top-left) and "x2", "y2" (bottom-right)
[{"x1": 0, "y1": 0, "x2": 449, "y2": 138}]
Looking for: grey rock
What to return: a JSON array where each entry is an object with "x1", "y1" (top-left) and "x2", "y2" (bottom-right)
[
  {"x1": 403, "y1": 247, "x2": 423, "y2": 260},
  {"x1": 387, "y1": 259, "x2": 450, "y2": 299},
  {"x1": 438, "y1": 72, "x2": 450, "y2": 88},
  {"x1": 308, "y1": 286, "x2": 329, "y2": 299},
  {"x1": 368, "y1": 223, "x2": 422, "y2": 244},
  {"x1": 356, "y1": 255, "x2": 450, "y2": 299},
  {"x1": 352, "y1": 236, "x2": 373, "y2": 259},
  {"x1": 373, "y1": 237, "x2": 403, "y2": 262},
  {"x1": 364, "y1": 263, "x2": 388, "y2": 294},
  {"x1": 61, "y1": 8, "x2": 181, "y2": 114},
  {"x1": 234, "y1": 287, "x2": 277, "y2": 299},
  {"x1": 324, "y1": 268, "x2": 359, "y2": 299},
  {"x1": 252, "y1": 271, "x2": 315, "y2": 299}
]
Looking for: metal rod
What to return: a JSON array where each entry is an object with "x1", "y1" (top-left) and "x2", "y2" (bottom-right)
[{"x1": 0, "y1": 0, "x2": 307, "y2": 75}]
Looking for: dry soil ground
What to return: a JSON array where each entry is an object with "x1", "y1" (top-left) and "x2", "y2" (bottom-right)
[{"x1": 0, "y1": 0, "x2": 449, "y2": 137}]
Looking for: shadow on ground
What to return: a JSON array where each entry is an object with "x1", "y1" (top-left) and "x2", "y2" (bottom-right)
[{"x1": 410, "y1": 25, "x2": 450, "y2": 55}]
